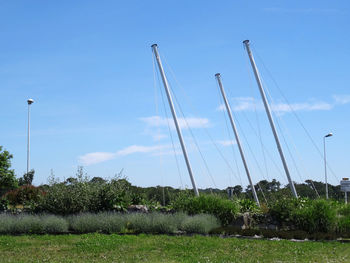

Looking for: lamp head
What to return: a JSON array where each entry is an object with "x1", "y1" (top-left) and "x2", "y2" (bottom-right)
[
  {"x1": 27, "y1": 99, "x2": 34, "y2": 105},
  {"x1": 325, "y1": 133, "x2": 333, "y2": 138}
]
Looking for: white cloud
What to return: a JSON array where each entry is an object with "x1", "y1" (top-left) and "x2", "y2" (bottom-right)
[
  {"x1": 116, "y1": 145, "x2": 167, "y2": 156},
  {"x1": 333, "y1": 95, "x2": 350, "y2": 105},
  {"x1": 217, "y1": 97, "x2": 337, "y2": 114},
  {"x1": 217, "y1": 140, "x2": 236, "y2": 146},
  {"x1": 78, "y1": 152, "x2": 116, "y2": 166},
  {"x1": 271, "y1": 102, "x2": 333, "y2": 113},
  {"x1": 140, "y1": 116, "x2": 209, "y2": 129},
  {"x1": 217, "y1": 97, "x2": 260, "y2": 112},
  {"x1": 79, "y1": 144, "x2": 171, "y2": 166}
]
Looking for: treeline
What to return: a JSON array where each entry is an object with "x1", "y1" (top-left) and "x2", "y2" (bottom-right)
[{"x1": 0, "y1": 145, "x2": 346, "y2": 212}]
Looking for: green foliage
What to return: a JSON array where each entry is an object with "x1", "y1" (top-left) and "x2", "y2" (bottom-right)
[
  {"x1": 269, "y1": 197, "x2": 306, "y2": 224},
  {"x1": 0, "y1": 214, "x2": 68, "y2": 234},
  {"x1": 68, "y1": 213, "x2": 126, "y2": 234},
  {"x1": 0, "y1": 198, "x2": 9, "y2": 211},
  {"x1": 39, "y1": 169, "x2": 132, "y2": 215},
  {"x1": 42, "y1": 215, "x2": 69, "y2": 233},
  {"x1": 336, "y1": 203, "x2": 350, "y2": 235},
  {"x1": 269, "y1": 198, "x2": 338, "y2": 233},
  {"x1": 237, "y1": 199, "x2": 261, "y2": 214},
  {"x1": 68, "y1": 213, "x2": 104, "y2": 233},
  {"x1": 292, "y1": 199, "x2": 337, "y2": 233},
  {"x1": 0, "y1": 212, "x2": 220, "y2": 235},
  {"x1": 18, "y1": 169, "x2": 35, "y2": 186},
  {"x1": 126, "y1": 212, "x2": 177, "y2": 234},
  {"x1": 180, "y1": 214, "x2": 220, "y2": 234},
  {"x1": 3, "y1": 185, "x2": 45, "y2": 206},
  {"x1": 172, "y1": 193, "x2": 239, "y2": 225},
  {"x1": 0, "y1": 146, "x2": 18, "y2": 196}
]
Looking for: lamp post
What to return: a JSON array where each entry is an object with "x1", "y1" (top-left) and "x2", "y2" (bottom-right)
[
  {"x1": 27, "y1": 99, "x2": 34, "y2": 175},
  {"x1": 324, "y1": 133, "x2": 333, "y2": 199}
]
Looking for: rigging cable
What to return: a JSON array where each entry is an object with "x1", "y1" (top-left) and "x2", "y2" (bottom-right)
[
  {"x1": 245, "y1": 55, "x2": 271, "y2": 182},
  {"x1": 215, "y1": 78, "x2": 244, "y2": 186},
  {"x1": 252, "y1": 50, "x2": 322, "y2": 197},
  {"x1": 251, "y1": 46, "x2": 339, "y2": 182},
  {"x1": 161, "y1": 52, "x2": 243, "y2": 186},
  {"x1": 152, "y1": 49, "x2": 184, "y2": 189}
]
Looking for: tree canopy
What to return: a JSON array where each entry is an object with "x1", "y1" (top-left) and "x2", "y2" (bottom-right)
[{"x1": 0, "y1": 146, "x2": 18, "y2": 196}]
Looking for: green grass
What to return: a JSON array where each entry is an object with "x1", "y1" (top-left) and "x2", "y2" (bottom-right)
[{"x1": 0, "y1": 234, "x2": 349, "y2": 262}]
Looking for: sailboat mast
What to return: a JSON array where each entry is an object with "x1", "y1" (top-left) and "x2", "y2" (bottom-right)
[
  {"x1": 215, "y1": 73, "x2": 260, "y2": 206},
  {"x1": 151, "y1": 44, "x2": 199, "y2": 196},
  {"x1": 243, "y1": 40, "x2": 298, "y2": 198}
]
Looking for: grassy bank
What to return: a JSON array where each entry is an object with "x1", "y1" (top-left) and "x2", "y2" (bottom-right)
[{"x1": 0, "y1": 234, "x2": 349, "y2": 262}]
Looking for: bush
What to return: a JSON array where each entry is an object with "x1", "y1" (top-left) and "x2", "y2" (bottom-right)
[
  {"x1": 237, "y1": 199, "x2": 261, "y2": 214},
  {"x1": 126, "y1": 213, "x2": 177, "y2": 234},
  {"x1": 292, "y1": 199, "x2": 336, "y2": 233},
  {"x1": 0, "y1": 214, "x2": 14, "y2": 234},
  {"x1": 0, "y1": 198, "x2": 9, "y2": 211},
  {"x1": 3, "y1": 185, "x2": 45, "y2": 206},
  {"x1": 68, "y1": 212, "x2": 127, "y2": 234},
  {"x1": 0, "y1": 214, "x2": 68, "y2": 234},
  {"x1": 0, "y1": 212, "x2": 222, "y2": 235},
  {"x1": 172, "y1": 193, "x2": 239, "y2": 225},
  {"x1": 69, "y1": 213, "x2": 107, "y2": 233},
  {"x1": 269, "y1": 197, "x2": 305, "y2": 224},
  {"x1": 42, "y1": 215, "x2": 69, "y2": 233},
  {"x1": 180, "y1": 214, "x2": 220, "y2": 234},
  {"x1": 39, "y1": 176, "x2": 132, "y2": 215},
  {"x1": 101, "y1": 213, "x2": 127, "y2": 234}
]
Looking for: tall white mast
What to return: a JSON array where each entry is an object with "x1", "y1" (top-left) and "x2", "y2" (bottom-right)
[
  {"x1": 27, "y1": 99, "x2": 34, "y2": 175},
  {"x1": 152, "y1": 44, "x2": 199, "y2": 196},
  {"x1": 215, "y1": 73, "x2": 260, "y2": 206},
  {"x1": 243, "y1": 40, "x2": 298, "y2": 198}
]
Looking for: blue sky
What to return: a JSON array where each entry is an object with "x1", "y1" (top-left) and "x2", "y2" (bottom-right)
[{"x1": 1, "y1": 0, "x2": 349, "y2": 189}]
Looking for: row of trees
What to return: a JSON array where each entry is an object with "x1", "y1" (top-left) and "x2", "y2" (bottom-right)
[{"x1": 0, "y1": 145, "x2": 345, "y2": 206}]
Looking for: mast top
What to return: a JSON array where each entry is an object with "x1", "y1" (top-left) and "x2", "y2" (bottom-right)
[
  {"x1": 243, "y1": 40, "x2": 250, "y2": 45},
  {"x1": 215, "y1": 73, "x2": 221, "y2": 77},
  {"x1": 151, "y1": 44, "x2": 158, "y2": 48}
]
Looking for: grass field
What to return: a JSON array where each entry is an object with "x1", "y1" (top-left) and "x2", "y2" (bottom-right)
[{"x1": 0, "y1": 234, "x2": 349, "y2": 262}]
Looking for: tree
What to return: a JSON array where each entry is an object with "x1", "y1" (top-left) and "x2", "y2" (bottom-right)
[
  {"x1": 90, "y1": 177, "x2": 106, "y2": 184},
  {"x1": 18, "y1": 169, "x2": 35, "y2": 186},
  {"x1": 0, "y1": 146, "x2": 18, "y2": 196},
  {"x1": 233, "y1": 185, "x2": 243, "y2": 196}
]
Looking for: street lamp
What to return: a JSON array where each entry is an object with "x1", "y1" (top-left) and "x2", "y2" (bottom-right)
[
  {"x1": 27, "y1": 99, "x2": 34, "y2": 175},
  {"x1": 324, "y1": 132, "x2": 333, "y2": 199}
]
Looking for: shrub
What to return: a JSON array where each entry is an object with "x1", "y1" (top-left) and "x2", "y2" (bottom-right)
[
  {"x1": 0, "y1": 212, "x2": 221, "y2": 235},
  {"x1": 237, "y1": 199, "x2": 261, "y2": 214},
  {"x1": 172, "y1": 193, "x2": 239, "y2": 225},
  {"x1": 0, "y1": 198, "x2": 9, "y2": 211},
  {"x1": 180, "y1": 214, "x2": 220, "y2": 234},
  {"x1": 239, "y1": 228, "x2": 261, "y2": 237},
  {"x1": 3, "y1": 185, "x2": 45, "y2": 206},
  {"x1": 269, "y1": 197, "x2": 305, "y2": 224},
  {"x1": 68, "y1": 212, "x2": 126, "y2": 234},
  {"x1": 42, "y1": 215, "x2": 68, "y2": 233},
  {"x1": 260, "y1": 229, "x2": 279, "y2": 238},
  {"x1": 0, "y1": 214, "x2": 14, "y2": 234},
  {"x1": 292, "y1": 199, "x2": 336, "y2": 233},
  {"x1": 101, "y1": 213, "x2": 127, "y2": 234},
  {"x1": 0, "y1": 214, "x2": 68, "y2": 234},
  {"x1": 126, "y1": 213, "x2": 177, "y2": 234},
  {"x1": 11, "y1": 215, "x2": 44, "y2": 234},
  {"x1": 68, "y1": 213, "x2": 104, "y2": 233},
  {"x1": 40, "y1": 176, "x2": 132, "y2": 215}
]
